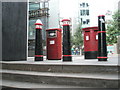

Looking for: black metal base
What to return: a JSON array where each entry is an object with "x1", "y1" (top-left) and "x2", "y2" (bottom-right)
[
  {"x1": 35, "y1": 57, "x2": 43, "y2": 61},
  {"x1": 47, "y1": 59, "x2": 61, "y2": 60},
  {"x1": 63, "y1": 56, "x2": 72, "y2": 62},
  {"x1": 85, "y1": 51, "x2": 98, "y2": 59},
  {"x1": 98, "y1": 58, "x2": 107, "y2": 61}
]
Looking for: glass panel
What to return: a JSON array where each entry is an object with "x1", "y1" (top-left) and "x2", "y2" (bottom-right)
[
  {"x1": 29, "y1": 19, "x2": 36, "y2": 39},
  {"x1": 86, "y1": 10, "x2": 89, "y2": 16},
  {"x1": 29, "y1": 3, "x2": 40, "y2": 11}
]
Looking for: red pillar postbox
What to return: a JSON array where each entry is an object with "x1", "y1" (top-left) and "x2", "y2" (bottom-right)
[
  {"x1": 82, "y1": 27, "x2": 98, "y2": 59},
  {"x1": 46, "y1": 28, "x2": 62, "y2": 60}
]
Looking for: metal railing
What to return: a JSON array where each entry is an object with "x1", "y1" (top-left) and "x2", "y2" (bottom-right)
[{"x1": 29, "y1": 8, "x2": 49, "y2": 19}]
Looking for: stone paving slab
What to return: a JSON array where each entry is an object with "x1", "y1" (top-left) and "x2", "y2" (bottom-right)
[
  {"x1": 1, "y1": 54, "x2": 119, "y2": 66},
  {"x1": 1, "y1": 54, "x2": 119, "y2": 88},
  {"x1": 1, "y1": 69, "x2": 118, "y2": 80},
  {"x1": 1, "y1": 80, "x2": 85, "y2": 88},
  {"x1": 1, "y1": 69, "x2": 118, "y2": 88}
]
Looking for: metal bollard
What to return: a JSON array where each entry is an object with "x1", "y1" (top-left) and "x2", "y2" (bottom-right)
[
  {"x1": 97, "y1": 15, "x2": 108, "y2": 61},
  {"x1": 34, "y1": 19, "x2": 43, "y2": 61},
  {"x1": 61, "y1": 19, "x2": 72, "y2": 62}
]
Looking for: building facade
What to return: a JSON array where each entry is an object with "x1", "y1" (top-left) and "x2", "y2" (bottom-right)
[
  {"x1": 28, "y1": 0, "x2": 60, "y2": 56},
  {"x1": 78, "y1": 1, "x2": 90, "y2": 28},
  {"x1": 28, "y1": 1, "x2": 49, "y2": 56}
]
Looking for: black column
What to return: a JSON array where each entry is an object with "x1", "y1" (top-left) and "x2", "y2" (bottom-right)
[
  {"x1": 0, "y1": 2, "x2": 2, "y2": 61},
  {"x1": 2, "y1": 2, "x2": 27, "y2": 61},
  {"x1": 63, "y1": 25, "x2": 72, "y2": 61},
  {"x1": 35, "y1": 28, "x2": 43, "y2": 61},
  {"x1": 98, "y1": 15, "x2": 107, "y2": 61}
]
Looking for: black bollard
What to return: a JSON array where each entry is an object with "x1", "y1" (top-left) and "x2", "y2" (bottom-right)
[
  {"x1": 61, "y1": 19, "x2": 72, "y2": 61},
  {"x1": 34, "y1": 19, "x2": 43, "y2": 61},
  {"x1": 97, "y1": 15, "x2": 108, "y2": 61}
]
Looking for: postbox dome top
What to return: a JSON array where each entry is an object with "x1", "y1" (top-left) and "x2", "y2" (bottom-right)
[
  {"x1": 82, "y1": 27, "x2": 98, "y2": 31},
  {"x1": 35, "y1": 19, "x2": 43, "y2": 25},
  {"x1": 61, "y1": 19, "x2": 70, "y2": 22}
]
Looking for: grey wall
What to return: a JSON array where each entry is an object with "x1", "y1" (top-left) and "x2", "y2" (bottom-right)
[
  {"x1": 49, "y1": 0, "x2": 60, "y2": 29},
  {"x1": 0, "y1": 2, "x2": 1, "y2": 74},
  {"x1": 2, "y1": 2, "x2": 27, "y2": 61}
]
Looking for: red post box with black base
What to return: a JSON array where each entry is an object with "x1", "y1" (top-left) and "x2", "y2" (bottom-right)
[
  {"x1": 46, "y1": 28, "x2": 62, "y2": 60},
  {"x1": 34, "y1": 19, "x2": 43, "y2": 61},
  {"x1": 82, "y1": 27, "x2": 99, "y2": 59},
  {"x1": 97, "y1": 15, "x2": 108, "y2": 61}
]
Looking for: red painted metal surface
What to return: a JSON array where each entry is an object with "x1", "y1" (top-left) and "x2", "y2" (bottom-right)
[
  {"x1": 61, "y1": 19, "x2": 70, "y2": 22},
  {"x1": 97, "y1": 57, "x2": 108, "y2": 59},
  {"x1": 98, "y1": 31, "x2": 106, "y2": 33},
  {"x1": 46, "y1": 28, "x2": 62, "y2": 60}
]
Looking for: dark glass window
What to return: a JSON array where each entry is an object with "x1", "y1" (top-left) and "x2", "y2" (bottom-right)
[
  {"x1": 83, "y1": 10, "x2": 85, "y2": 15},
  {"x1": 86, "y1": 10, "x2": 89, "y2": 16},
  {"x1": 86, "y1": 19, "x2": 90, "y2": 24},
  {"x1": 83, "y1": 21, "x2": 86, "y2": 24},
  {"x1": 29, "y1": 3, "x2": 40, "y2": 11},
  {"x1": 29, "y1": 20, "x2": 36, "y2": 39},
  {"x1": 86, "y1": 3, "x2": 89, "y2": 7},
  {"x1": 82, "y1": 3, "x2": 85, "y2": 7},
  {"x1": 80, "y1": 4, "x2": 82, "y2": 7},
  {"x1": 81, "y1": 18, "x2": 83, "y2": 23},
  {"x1": 80, "y1": 2, "x2": 89, "y2": 8},
  {"x1": 80, "y1": 10, "x2": 83, "y2": 15}
]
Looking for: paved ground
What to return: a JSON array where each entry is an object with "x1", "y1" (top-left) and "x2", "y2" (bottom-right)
[
  {"x1": 1, "y1": 54, "x2": 119, "y2": 89},
  {"x1": 1, "y1": 54, "x2": 119, "y2": 66}
]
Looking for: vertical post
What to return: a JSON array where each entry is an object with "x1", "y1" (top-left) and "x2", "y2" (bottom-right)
[
  {"x1": 34, "y1": 19, "x2": 43, "y2": 61},
  {"x1": 0, "y1": 2, "x2": 2, "y2": 61},
  {"x1": 97, "y1": 15, "x2": 108, "y2": 61},
  {"x1": 61, "y1": 19, "x2": 72, "y2": 61}
]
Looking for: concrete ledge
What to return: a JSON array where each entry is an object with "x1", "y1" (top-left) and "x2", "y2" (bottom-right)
[
  {"x1": 1, "y1": 63, "x2": 119, "y2": 74},
  {"x1": 1, "y1": 70, "x2": 119, "y2": 88}
]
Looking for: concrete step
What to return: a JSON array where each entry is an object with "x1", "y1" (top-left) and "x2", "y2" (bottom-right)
[
  {"x1": 1, "y1": 80, "x2": 85, "y2": 88},
  {"x1": 1, "y1": 69, "x2": 119, "y2": 88},
  {"x1": 1, "y1": 62, "x2": 119, "y2": 74}
]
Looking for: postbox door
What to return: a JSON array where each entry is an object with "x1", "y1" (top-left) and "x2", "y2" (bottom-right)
[
  {"x1": 47, "y1": 30, "x2": 58, "y2": 59},
  {"x1": 93, "y1": 30, "x2": 98, "y2": 51},
  {"x1": 84, "y1": 31, "x2": 90, "y2": 51},
  {"x1": 56, "y1": 30, "x2": 62, "y2": 59}
]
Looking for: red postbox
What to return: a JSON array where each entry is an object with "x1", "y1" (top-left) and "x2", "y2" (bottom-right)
[
  {"x1": 46, "y1": 28, "x2": 62, "y2": 60},
  {"x1": 82, "y1": 27, "x2": 98, "y2": 59}
]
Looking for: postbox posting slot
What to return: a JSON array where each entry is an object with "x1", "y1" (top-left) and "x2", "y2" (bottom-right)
[
  {"x1": 85, "y1": 31, "x2": 90, "y2": 32},
  {"x1": 47, "y1": 30, "x2": 57, "y2": 38}
]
